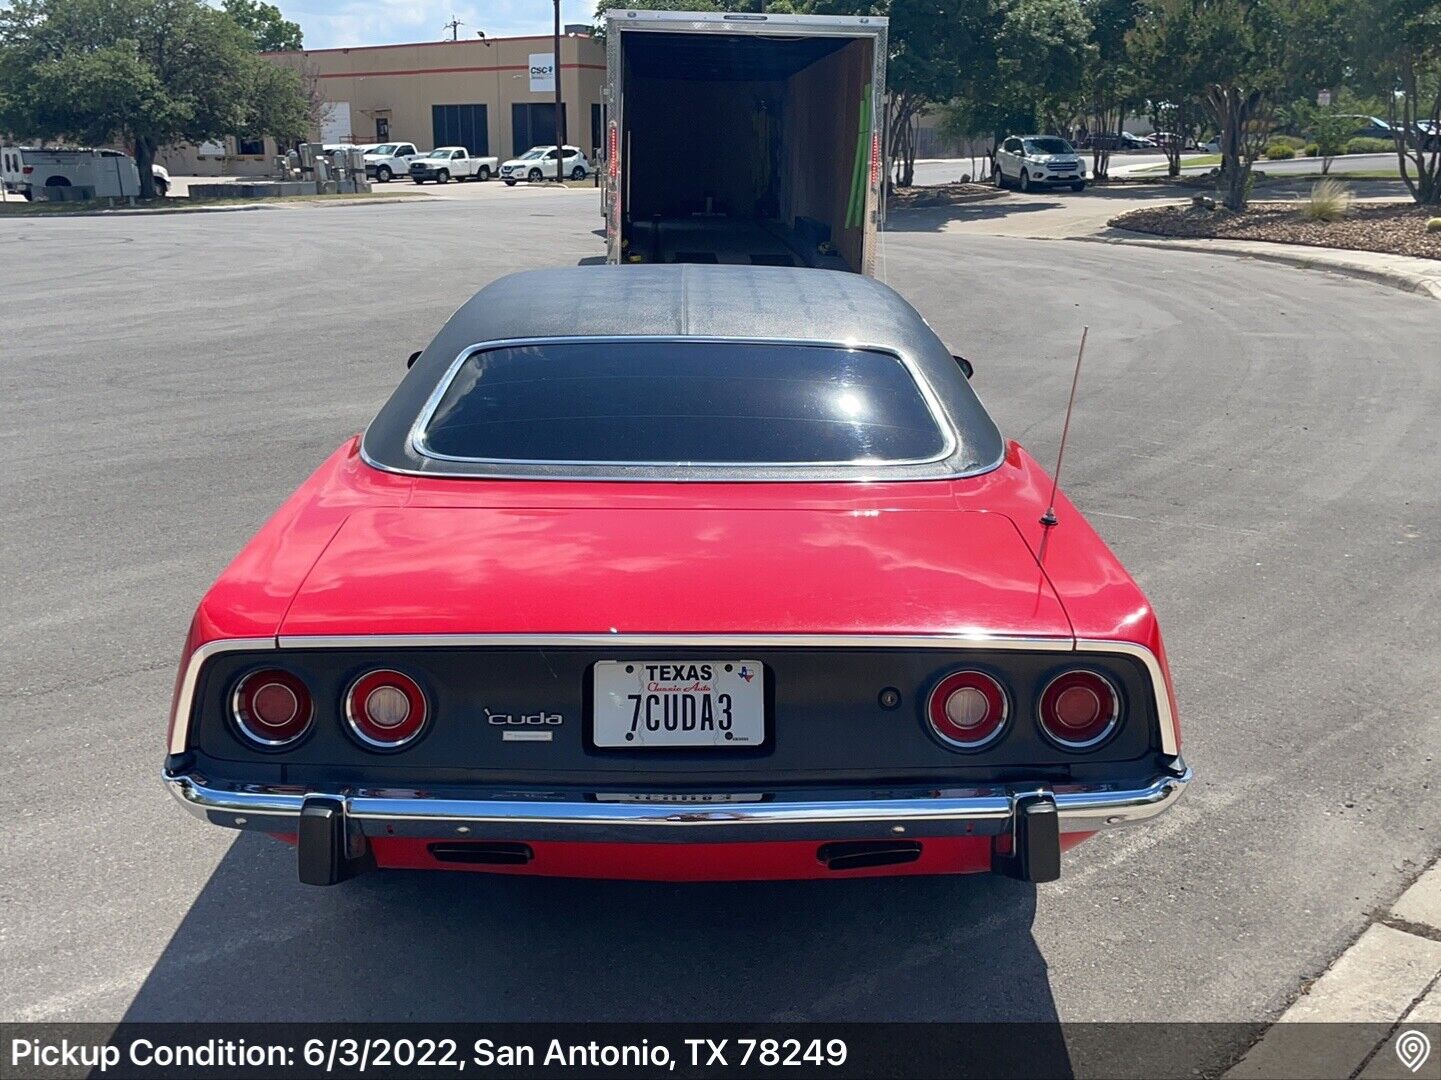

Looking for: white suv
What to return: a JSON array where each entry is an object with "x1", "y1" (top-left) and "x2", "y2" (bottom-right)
[
  {"x1": 499, "y1": 145, "x2": 589, "y2": 185},
  {"x1": 994, "y1": 136, "x2": 1087, "y2": 192}
]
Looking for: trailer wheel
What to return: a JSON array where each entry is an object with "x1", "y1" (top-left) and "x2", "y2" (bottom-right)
[
  {"x1": 478, "y1": 165, "x2": 491, "y2": 181},
  {"x1": 376, "y1": 166, "x2": 392, "y2": 182}
]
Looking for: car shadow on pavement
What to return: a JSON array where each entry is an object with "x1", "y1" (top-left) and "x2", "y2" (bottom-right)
[{"x1": 119, "y1": 831, "x2": 1069, "y2": 1061}]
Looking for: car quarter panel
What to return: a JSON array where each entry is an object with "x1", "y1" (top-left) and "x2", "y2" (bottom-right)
[{"x1": 189, "y1": 438, "x2": 412, "y2": 645}]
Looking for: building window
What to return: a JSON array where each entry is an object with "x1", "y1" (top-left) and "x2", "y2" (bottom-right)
[
  {"x1": 512, "y1": 102, "x2": 567, "y2": 157},
  {"x1": 376, "y1": 117, "x2": 390, "y2": 140},
  {"x1": 431, "y1": 104, "x2": 489, "y2": 156},
  {"x1": 236, "y1": 136, "x2": 264, "y2": 156}
]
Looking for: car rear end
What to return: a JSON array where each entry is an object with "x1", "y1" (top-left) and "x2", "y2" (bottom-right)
[
  {"x1": 165, "y1": 629, "x2": 1186, "y2": 884},
  {"x1": 163, "y1": 266, "x2": 1188, "y2": 886}
]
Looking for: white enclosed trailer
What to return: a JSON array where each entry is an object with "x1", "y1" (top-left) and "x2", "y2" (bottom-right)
[{"x1": 603, "y1": 9, "x2": 888, "y2": 275}]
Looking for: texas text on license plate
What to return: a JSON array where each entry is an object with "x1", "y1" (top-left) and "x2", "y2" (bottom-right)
[{"x1": 591, "y1": 660, "x2": 765, "y2": 748}]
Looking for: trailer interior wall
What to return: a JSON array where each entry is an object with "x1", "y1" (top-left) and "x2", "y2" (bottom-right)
[
  {"x1": 780, "y1": 38, "x2": 872, "y2": 273},
  {"x1": 620, "y1": 31, "x2": 874, "y2": 272}
]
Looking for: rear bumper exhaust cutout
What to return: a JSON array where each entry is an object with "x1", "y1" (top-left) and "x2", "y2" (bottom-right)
[
  {"x1": 818, "y1": 840, "x2": 923, "y2": 871},
  {"x1": 427, "y1": 841, "x2": 534, "y2": 866}
]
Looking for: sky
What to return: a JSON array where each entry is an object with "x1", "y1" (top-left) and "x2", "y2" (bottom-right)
[{"x1": 282, "y1": 0, "x2": 598, "y2": 50}]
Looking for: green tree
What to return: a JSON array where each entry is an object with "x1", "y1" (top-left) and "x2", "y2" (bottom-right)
[
  {"x1": 221, "y1": 0, "x2": 303, "y2": 53},
  {"x1": 995, "y1": 0, "x2": 1094, "y2": 135},
  {"x1": 1080, "y1": 0, "x2": 1141, "y2": 178},
  {"x1": 0, "y1": 0, "x2": 309, "y2": 197},
  {"x1": 1127, "y1": 0, "x2": 1210, "y2": 177},
  {"x1": 937, "y1": 0, "x2": 1092, "y2": 180},
  {"x1": 1128, "y1": 0, "x2": 1284, "y2": 210},
  {"x1": 1351, "y1": 0, "x2": 1441, "y2": 205}
]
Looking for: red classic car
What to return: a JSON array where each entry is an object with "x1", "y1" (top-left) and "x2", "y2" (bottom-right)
[{"x1": 164, "y1": 266, "x2": 1190, "y2": 885}]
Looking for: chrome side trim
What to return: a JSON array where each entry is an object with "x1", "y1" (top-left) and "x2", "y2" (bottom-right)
[
  {"x1": 276, "y1": 632, "x2": 1071, "y2": 651},
  {"x1": 164, "y1": 766, "x2": 1191, "y2": 844},
  {"x1": 1075, "y1": 639, "x2": 1180, "y2": 757},
  {"x1": 170, "y1": 633, "x2": 1178, "y2": 759},
  {"x1": 168, "y1": 638, "x2": 275, "y2": 756},
  {"x1": 405, "y1": 336, "x2": 958, "y2": 471}
]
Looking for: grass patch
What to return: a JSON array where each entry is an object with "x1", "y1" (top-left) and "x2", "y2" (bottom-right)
[{"x1": 1134, "y1": 154, "x2": 1222, "y2": 173}]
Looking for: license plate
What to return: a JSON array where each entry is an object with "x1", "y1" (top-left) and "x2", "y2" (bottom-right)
[{"x1": 592, "y1": 660, "x2": 765, "y2": 748}]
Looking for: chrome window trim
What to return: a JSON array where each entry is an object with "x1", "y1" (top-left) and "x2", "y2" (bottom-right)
[
  {"x1": 167, "y1": 633, "x2": 1178, "y2": 757},
  {"x1": 405, "y1": 335, "x2": 959, "y2": 471}
]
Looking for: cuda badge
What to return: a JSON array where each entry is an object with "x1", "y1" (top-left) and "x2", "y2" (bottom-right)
[{"x1": 486, "y1": 708, "x2": 563, "y2": 725}]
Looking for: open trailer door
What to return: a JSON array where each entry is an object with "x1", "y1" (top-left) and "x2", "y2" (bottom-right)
[{"x1": 604, "y1": 9, "x2": 887, "y2": 275}]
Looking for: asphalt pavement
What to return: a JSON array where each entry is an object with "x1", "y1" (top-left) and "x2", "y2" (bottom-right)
[{"x1": 2, "y1": 188, "x2": 1438, "y2": 1073}]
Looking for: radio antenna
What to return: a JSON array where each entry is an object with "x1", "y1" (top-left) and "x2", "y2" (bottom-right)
[{"x1": 1040, "y1": 325, "x2": 1089, "y2": 529}]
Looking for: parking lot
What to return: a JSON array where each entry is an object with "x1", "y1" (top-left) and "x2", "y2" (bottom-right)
[{"x1": 3, "y1": 186, "x2": 1438, "y2": 1069}]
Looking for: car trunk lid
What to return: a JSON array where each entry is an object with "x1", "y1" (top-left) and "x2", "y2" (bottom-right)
[{"x1": 278, "y1": 506, "x2": 1071, "y2": 640}]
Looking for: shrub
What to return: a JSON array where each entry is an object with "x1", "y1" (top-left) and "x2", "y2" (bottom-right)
[
  {"x1": 1272, "y1": 134, "x2": 1307, "y2": 149},
  {"x1": 1345, "y1": 136, "x2": 1392, "y2": 154},
  {"x1": 1265, "y1": 142, "x2": 1297, "y2": 160},
  {"x1": 1428, "y1": 218, "x2": 1441, "y2": 233},
  {"x1": 1304, "y1": 142, "x2": 1319, "y2": 157},
  {"x1": 1301, "y1": 178, "x2": 1352, "y2": 222}
]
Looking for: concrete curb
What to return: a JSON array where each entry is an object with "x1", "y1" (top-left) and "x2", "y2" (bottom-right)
[
  {"x1": 0, "y1": 196, "x2": 428, "y2": 219},
  {"x1": 1224, "y1": 858, "x2": 1441, "y2": 1079},
  {"x1": 1075, "y1": 229, "x2": 1441, "y2": 302}
]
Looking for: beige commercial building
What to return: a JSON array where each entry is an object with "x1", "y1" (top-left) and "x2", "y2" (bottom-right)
[{"x1": 159, "y1": 31, "x2": 606, "y2": 177}]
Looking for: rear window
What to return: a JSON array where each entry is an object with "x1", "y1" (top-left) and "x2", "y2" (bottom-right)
[{"x1": 416, "y1": 340, "x2": 951, "y2": 466}]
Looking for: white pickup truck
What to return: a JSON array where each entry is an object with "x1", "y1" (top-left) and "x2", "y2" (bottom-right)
[
  {"x1": 407, "y1": 147, "x2": 498, "y2": 184},
  {"x1": 363, "y1": 142, "x2": 418, "y2": 182}
]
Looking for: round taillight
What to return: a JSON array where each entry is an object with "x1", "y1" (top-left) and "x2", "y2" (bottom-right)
[
  {"x1": 232, "y1": 669, "x2": 313, "y2": 747},
  {"x1": 1038, "y1": 669, "x2": 1121, "y2": 750},
  {"x1": 926, "y1": 670, "x2": 1009, "y2": 750},
  {"x1": 345, "y1": 669, "x2": 428, "y2": 749}
]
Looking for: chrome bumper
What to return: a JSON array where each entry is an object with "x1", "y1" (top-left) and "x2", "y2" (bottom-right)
[{"x1": 163, "y1": 763, "x2": 1191, "y2": 845}]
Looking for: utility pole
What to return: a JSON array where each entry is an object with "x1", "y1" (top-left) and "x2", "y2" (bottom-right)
[
  {"x1": 443, "y1": 15, "x2": 462, "y2": 40},
  {"x1": 553, "y1": 0, "x2": 565, "y2": 182}
]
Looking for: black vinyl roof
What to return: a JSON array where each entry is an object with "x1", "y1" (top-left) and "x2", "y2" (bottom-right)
[{"x1": 360, "y1": 265, "x2": 1005, "y2": 482}]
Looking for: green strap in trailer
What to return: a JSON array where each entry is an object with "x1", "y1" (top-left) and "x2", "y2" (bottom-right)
[{"x1": 846, "y1": 83, "x2": 872, "y2": 230}]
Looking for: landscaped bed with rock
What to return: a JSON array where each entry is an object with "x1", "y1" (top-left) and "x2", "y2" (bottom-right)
[
  {"x1": 889, "y1": 181, "x2": 1003, "y2": 209},
  {"x1": 1110, "y1": 201, "x2": 1441, "y2": 260}
]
